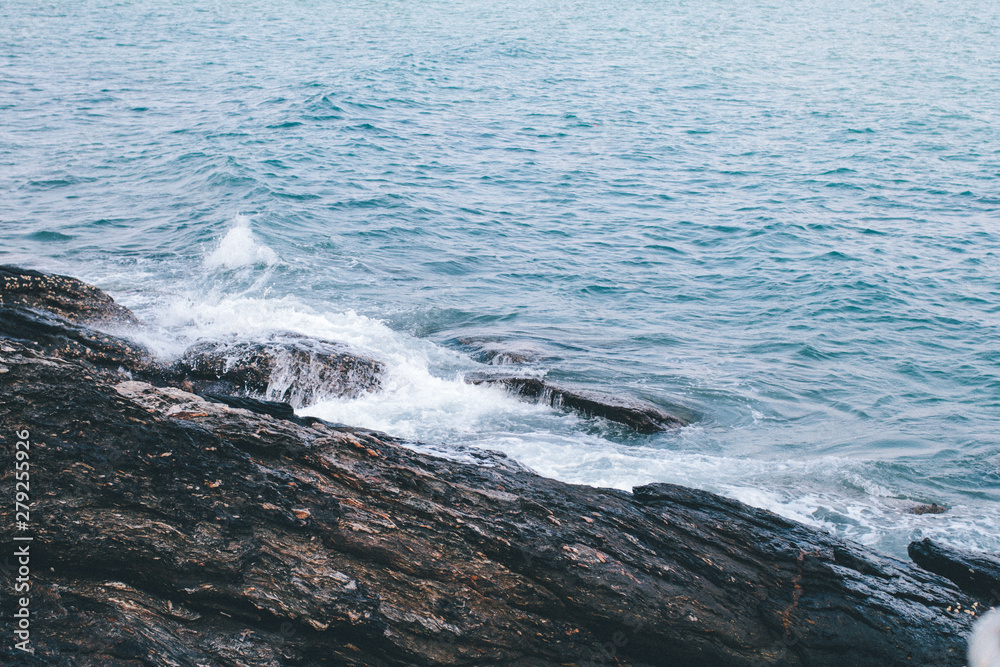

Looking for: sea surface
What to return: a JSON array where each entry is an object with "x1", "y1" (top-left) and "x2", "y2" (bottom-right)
[{"x1": 2, "y1": 0, "x2": 999, "y2": 556}]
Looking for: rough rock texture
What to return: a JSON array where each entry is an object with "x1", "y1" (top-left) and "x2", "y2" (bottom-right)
[
  {"x1": 0, "y1": 265, "x2": 138, "y2": 326},
  {"x1": 0, "y1": 266, "x2": 383, "y2": 409},
  {"x1": 909, "y1": 538, "x2": 1000, "y2": 606},
  {"x1": 465, "y1": 372, "x2": 691, "y2": 433},
  {"x1": 0, "y1": 303, "x2": 157, "y2": 378},
  {"x1": 0, "y1": 267, "x2": 987, "y2": 666},
  {"x1": 0, "y1": 347, "x2": 984, "y2": 666},
  {"x1": 173, "y1": 334, "x2": 384, "y2": 407},
  {"x1": 908, "y1": 502, "x2": 947, "y2": 515}
]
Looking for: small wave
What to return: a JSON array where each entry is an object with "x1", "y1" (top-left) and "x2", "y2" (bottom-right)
[
  {"x1": 203, "y1": 215, "x2": 279, "y2": 270},
  {"x1": 25, "y1": 230, "x2": 74, "y2": 242},
  {"x1": 25, "y1": 176, "x2": 97, "y2": 190}
]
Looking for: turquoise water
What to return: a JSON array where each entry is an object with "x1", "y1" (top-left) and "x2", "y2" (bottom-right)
[{"x1": 2, "y1": 0, "x2": 998, "y2": 556}]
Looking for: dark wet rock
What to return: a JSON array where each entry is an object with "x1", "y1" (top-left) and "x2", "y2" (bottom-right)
[
  {"x1": 0, "y1": 304, "x2": 157, "y2": 377},
  {"x1": 465, "y1": 371, "x2": 691, "y2": 432},
  {"x1": 0, "y1": 268, "x2": 986, "y2": 666},
  {"x1": 203, "y1": 392, "x2": 315, "y2": 426},
  {"x1": 173, "y1": 333, "x2": 384, "y2": 408},
  {"x1": 0, "y1": 264, "x2": 139, "y2": 326},
  {"x1": 0, "y1": 342, "x2": 983, "y2": 666},
  {"x1": 0, "y1": 266, "x2": 153, "y2": 379},
  {"x1": 909, "y1": 502, "x2": 947, "y2": 515},
  {"x1": 908, "y1": 538, "x2": 1000, "y2": 606},
  {"x1": 1, "y1": 266, "x2": 385, "y2": 410}
]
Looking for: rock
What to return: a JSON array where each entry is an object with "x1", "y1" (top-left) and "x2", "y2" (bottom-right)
[
  {"x1": 908, "y1": 538, "x2": 1000, "y2": 606},
  {"x1": 909, "y1": 502, "x2": 947, "y2": 515},
  {"x1": 465, "y1": 371, "x2": 691, "y2": 432},
  {"x1": 473, "y1": 344, "x2": 541, "y2": 365},
  {"x1": 173, "y1": 333, "x2": 384, "y2": 408},
  {"x1": 0, "y1": 340, "x2": 981, "y2": 666},
  {"x1": 453, "y1": 336, "x2": 547, "y2": 365},
  {"x1": 0, "y1": 264, "x2": 139, "y2": 326},
  {"x1": 0, "y1": 266, "x2": 153, "y2": 379},
  {"x1": 1, "y1": 266, "x2": 385, "y2": 410},
  {"x1": 0, "y1": 267, "x2": 986, "y2": 665},
  {"x1": 0, "y1": 303, "x2": 157, "y2": 378},
  {"x1": 203, "y1": 392, "x2": 310, "y2": 425}
]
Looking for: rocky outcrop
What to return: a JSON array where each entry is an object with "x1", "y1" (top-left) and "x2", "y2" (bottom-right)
[
  {"x1": 908, "y1": 538, "x2": 1000, "y2": 606},
  {"x1": 0, "y1": 267, "x2": 383, "y2": 408},
  {"x1": 908, "y1": 502, "x2": 947, "y2": 515},
  {"x1": 172, "y1": 333, "x2": 384, "y2": 407},
  {"x1": 452, "y1": 336, "x2": 547, "y2": 365},
  {"x1": 0, "y1": 302, "x2": 157, "y2": 377},
  {"x1": 465, "y1": 372, "x2": 691, "y2": 432},
  {"x1": 0, "y1": 266, "x2": 988, "y2": 666},
  {"x1": 0, "y1": 265, "x2": 138, "y2": 326},
  {"x1": 0, "y1": 342, "x2": 983, "y2": 666}
]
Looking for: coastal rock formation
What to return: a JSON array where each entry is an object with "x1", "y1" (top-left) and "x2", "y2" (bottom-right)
[
  {"x1": 0, "y1": 267, "x2": 383, "y2": 409},
  {"x1": 908, "y1": 538, "x2": 1000, "y2": 606},
  {"x1": 464, "y1": 371, "x2": 691, "y2": 432},
  {"x1": 0, "y1": 267, "x2": 987, "y2": 666},
  {"x1": 174, "y1": 333, "x2": 384, "y2": 407},
  {"x1": 0, "y1": 265, "x2": 138, "y2": 326},
  {"x1": 0, "y1": 301, "x2": 156, "y2": 377},
  {"x1": 909, "y1": 502, "x2": 947, "y2": 515},
  {"x1": 0, "y1": 340, "x2": 981, "y2": 666}
]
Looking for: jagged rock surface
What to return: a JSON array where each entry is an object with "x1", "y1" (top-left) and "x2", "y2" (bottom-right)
[
  {"x1": 0, "y1": 267, "x2": 384, "y2": 409},
  {"x1": 173, "y1": 334, "x2": 384, "y2": 407},
  {"x1": 0, "y1": 265, "x2": 138, "y2": 326},
  {"x1": 0, "y1": 267, "x2": 987, "y2": 666},
  {"x1": 909, "y1": 538, "x2": 1000, "y2": 606},
  {"x1": 0, "y1": 304, "x2": 157, "y2": 378},
  {"x1": 465, "y1": 372, "x2": 691, "y2": 433}
]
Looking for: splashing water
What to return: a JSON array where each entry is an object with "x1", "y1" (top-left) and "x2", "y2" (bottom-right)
[{"x1": 204, "y1": 216, "x2": 279, "y2": 270}]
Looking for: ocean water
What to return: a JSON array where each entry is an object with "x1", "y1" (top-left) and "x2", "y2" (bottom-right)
[{"x1": 2, "y1": 0, "x2": 998, "y2": 557}]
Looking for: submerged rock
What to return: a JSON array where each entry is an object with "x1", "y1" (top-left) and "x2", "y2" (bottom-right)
[
  {"x1": 909, "y1": 502, "x2": 947, "y2": 515},
  {"x1": 453, "y1": 336, "x2": 548, "y2": 365},
  {"x1": 465, "y1": 371, "x2": 691, "y2": 432},
  {"x1": 173, "y1": 333, "x2": 384, "y2": 407},
  {"x1": 908, "y1": 538, "x2": 1000, "y2": 606}
]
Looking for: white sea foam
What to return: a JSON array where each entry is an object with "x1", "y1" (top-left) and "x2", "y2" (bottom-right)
[
  {"x1": 132, "y1": 288, "x2": 566, "y2": 444},
  {"x1": 969, "y1": 609, "x2": 1000, "y2": 667},
  {"x1": 204, "y1": 215, "x2": 279, "y2": 270},
  {"x1": 301, "y1": 368, "x2": 549, "y2": 441},
  {"x1": 134, "y1": 295, "x2": 424, "y2": 362}
]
